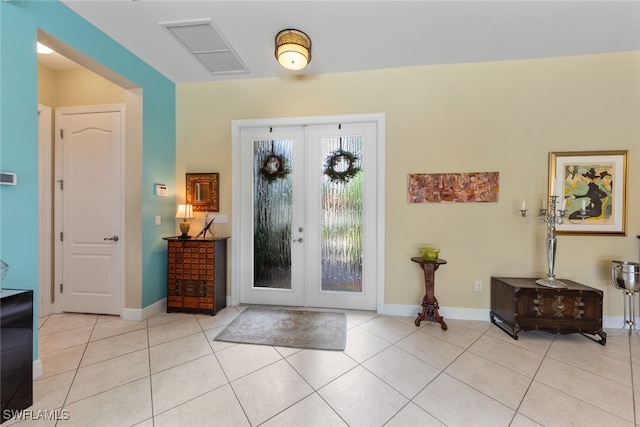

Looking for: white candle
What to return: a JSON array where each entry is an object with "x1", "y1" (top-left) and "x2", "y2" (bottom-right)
[
  {"x1": 582, "y1": 199, "x2": 586, "y2": 210},
  {"x1": 552, "y1": 178, "x2": 557, "y2": 196},
  {"x1": 560, "y1": 199, "x2": 566, "y2": 211},
  {"x1": 521, "y1": 200, "x2": 526, "y2": 210}
]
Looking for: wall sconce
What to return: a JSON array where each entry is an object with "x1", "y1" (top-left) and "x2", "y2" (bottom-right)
[
  {"x1": 175, "y1": 204, "x2": 194, "y2": 238},
  {"x1": 275, "y1": 29, "x2": 311, "y2": 71}
]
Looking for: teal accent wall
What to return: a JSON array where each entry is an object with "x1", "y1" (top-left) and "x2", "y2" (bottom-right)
[
  {"x1": 141, "y1": 96, "x2": 176, "y2": 307},
  {"x1": 0, "y1": 1, "x2": 176, "y2": 358}
]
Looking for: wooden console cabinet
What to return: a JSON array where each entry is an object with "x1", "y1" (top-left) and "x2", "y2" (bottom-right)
[
  {"x1": 490, "y1": 277, "x2": 606, "y2": 345},
  {"x1": 165, "y1": 237, "x2": 228, "y2": 315}
]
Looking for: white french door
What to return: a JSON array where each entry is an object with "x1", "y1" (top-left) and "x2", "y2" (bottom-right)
[
  {"x1": 305, "y1": 124, "x2": 378, "y2": 309},
  {"x1": 234, "y1": 116, "x2": 383, "y2": 311},
  {"x1": 238, "y1": 126, "x2": 306, "y2": 307}
]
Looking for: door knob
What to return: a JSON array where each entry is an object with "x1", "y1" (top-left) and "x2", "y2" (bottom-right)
[{"x1": 104, "y1": 235, "x2": 119, "y2": 242}]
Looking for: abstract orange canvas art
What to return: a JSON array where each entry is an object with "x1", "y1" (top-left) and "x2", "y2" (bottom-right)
[{"x1": 407, "y1": 172, "x2": 499, "y2": 203}]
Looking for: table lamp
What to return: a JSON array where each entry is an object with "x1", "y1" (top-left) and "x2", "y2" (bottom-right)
[{"x1": 175, "y1": 204, "x2": 194, "y2": 238}]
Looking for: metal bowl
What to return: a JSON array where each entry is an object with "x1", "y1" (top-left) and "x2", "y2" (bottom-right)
[{"x1": 612, "y1": 260, "x2": 640, "y2": 292}]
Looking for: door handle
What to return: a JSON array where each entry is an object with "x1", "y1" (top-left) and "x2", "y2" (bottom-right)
[
  {"x1": 292, "y1": 237, "x2": 303, "y2": 243},
  {"x1": 104, "y1": 235, "x2": 119, "y2": 242}
]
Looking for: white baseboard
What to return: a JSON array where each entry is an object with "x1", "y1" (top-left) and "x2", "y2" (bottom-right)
[
  {"x1": 33, "y1": 359, "x2": 42, "y2": 379},
  {"x1": 603, "y1": 316, "x2": 626, "y2": 329},
  {"x1": 383, "y1": 304, "x2": 491, "y2": 321},
  {"x1": 121, "y1": 298, "x2": 166, "y2": 321},
  {"x1": 384, "y1": 304, "x2": 625, "y2": 331},
  {"x1": 224, "y1": 300, "x2": 623, "y2": 332}
]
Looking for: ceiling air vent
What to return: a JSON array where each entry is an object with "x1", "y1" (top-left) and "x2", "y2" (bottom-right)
[{"x1": 161, "y1": 18, "x2": 248, "y2": 75}]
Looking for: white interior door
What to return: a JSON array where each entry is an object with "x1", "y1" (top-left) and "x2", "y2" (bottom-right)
[
  {"x1": 237, "y1": 119, "x2": 379, "y2": 310},
  {"x1": 55, "y1": 105, "x2": 123, "y2": 315}
]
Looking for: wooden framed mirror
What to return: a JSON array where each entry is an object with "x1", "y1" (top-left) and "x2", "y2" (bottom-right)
[{"x1": 186, "y1": 173, "x2": 219, "y2": 212}]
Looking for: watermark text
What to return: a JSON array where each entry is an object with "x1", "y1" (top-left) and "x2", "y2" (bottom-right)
[{"x1": 3, "y1": 409, "x2": 70, "y2": 421}]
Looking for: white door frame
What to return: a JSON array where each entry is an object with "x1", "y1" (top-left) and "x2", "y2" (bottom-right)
[
  {"x1": 53, "y1": 104, "x2": 125, "y2": 315},
  {"x1": 231, "y1": 113, "x2": 386, "y2": 313},
  {"x1": 38, "y1": 104, "x2": 53, "y2": 317}
]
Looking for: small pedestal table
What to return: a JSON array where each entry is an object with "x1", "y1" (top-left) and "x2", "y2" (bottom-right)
[{"x1": 411, "y1": 257, "x2": 448, "y2": 330}]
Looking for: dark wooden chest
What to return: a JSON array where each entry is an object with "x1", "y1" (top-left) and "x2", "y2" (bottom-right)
[
  {"x1": 490, "y1": 277, "x2": 606, "y2": 344},
  {"x1": 165, "y1": 237, "x2": 228, "y2": 315}
]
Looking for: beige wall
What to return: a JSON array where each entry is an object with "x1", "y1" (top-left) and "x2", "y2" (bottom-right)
[
  {"x1": 177, "y1": 52, "x2": 640, "y2": 316},
  {"x1": 37, "y1": 64, "x2": 57, "y2": 106},
  {"x1": 39, "y1": 64, "x2": 126, "y2": 106},
  {"x1": 48, "y1": 67, "x2": 126, "y2": 106}
]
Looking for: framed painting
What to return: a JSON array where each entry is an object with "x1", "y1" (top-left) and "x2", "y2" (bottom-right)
[
  {"x1": 407, "y1": 172, "x2": 499, "y2": 203},
  {"x1": 186, "y1": 172, "x2": 219, "y2": 212},
  {"x1": 550, "y1": 150, "x2": 627, "y2": 235}
]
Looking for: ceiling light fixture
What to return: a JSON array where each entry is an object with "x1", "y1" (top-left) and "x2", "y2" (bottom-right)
[
  {"x1": 275, "y1": 29, "x2": 311, "y2": 71},
  {"x1": 37, "y1": 42, "x2": 53, "y2": 54}
]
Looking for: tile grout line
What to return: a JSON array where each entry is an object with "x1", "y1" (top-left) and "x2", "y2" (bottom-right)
[
  {"x1": 144, "y1": 318, "x2": 155, "y2": 426},
  {"x1": 361, "y1": 320, "x2": 493, "y2": 426},
  {"x1": 271, "y1": 323, "x2": 370, "y2": 426},
  {"x1": 524, "y1": 332, "x2": 636, "y2": 425},
  {"x1": 53, "y1": 315, "x2": 100, "y2": 427},
  {"x1": 428, "y1": 323, "x2": 516, "y2": 425},
  {"x1": 200, "y1": 310, "x2": 254, "y2": 426},
  {"x1": 508, "y1": 332, "x2": 558, "y2": 426}
]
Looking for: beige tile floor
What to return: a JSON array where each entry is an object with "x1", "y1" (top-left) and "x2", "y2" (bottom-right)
[{"x1": 8, "y1": 307, "x2": 640, "y2": 426}]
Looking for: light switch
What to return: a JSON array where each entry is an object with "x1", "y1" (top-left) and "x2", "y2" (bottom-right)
[{"x1": 155, "y1": 215, "x2": 161, "y2": 225}]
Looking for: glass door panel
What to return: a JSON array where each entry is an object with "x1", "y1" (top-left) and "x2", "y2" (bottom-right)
[
  {"x1": 321, "y1": 136, "x2": 363, "y2": 293},
  {"x1": 253, "y1": 139, "x2": 293, "y2": 289}
]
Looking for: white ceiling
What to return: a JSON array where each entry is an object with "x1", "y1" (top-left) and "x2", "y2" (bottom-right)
[{"x1": 42, "y1": 1, "x2": 640, "y2": 84}]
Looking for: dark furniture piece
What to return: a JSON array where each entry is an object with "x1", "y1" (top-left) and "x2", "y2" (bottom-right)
[
  {"x1": 490, "y1": 277, "x2": 606, "y2": 345},
  {"x1": 165, "y1": 237, "x2": 228, "y2": 315},
  {"x1": 411, "y1": 257, "x2": 448, "y2": 330},
  {"x1": 1, "y1": 289, "x2": 33, "y2": 424}
]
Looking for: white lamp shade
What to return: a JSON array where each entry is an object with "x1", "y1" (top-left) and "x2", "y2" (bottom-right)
[
  {"x1": 275, "y1": 29, "x2": 311, "y2": 71},
  {"x1": 175, "y1": 204, "x2": 194, "y2": 219},
  {"x1": 276, "y1": 44, "x2": 309, "y2": 70}
]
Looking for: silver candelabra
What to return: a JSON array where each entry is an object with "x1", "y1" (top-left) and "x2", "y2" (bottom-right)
[{"x1": 520, "y1": 195, "x2": 588, "y2": 289}]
